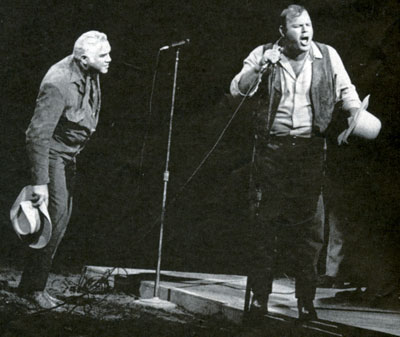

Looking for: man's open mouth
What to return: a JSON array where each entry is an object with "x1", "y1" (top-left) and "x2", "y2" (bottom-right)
[{"x1": 300, "y1": 36, "x2": 310, "y2": 46}]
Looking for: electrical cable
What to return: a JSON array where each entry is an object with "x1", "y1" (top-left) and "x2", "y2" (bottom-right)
[
  {"x1": 164, "y1": 63, "x2": 276, "y2": 210},
  {"x1": 166, "y1": 83, "x2": 255, "y2": 208},
  {"x1": 137, "y1": 49, "x2": 162, "y2": 189},
  {"x1": 96, "y1": 50, "x2": 162, "y2": 250},
  {"x1": 128, "y1": 70, "x2": 263, "y2": 247},
  {"x1": 77, "y1": 57, "x2": 268, "y2": 272},
  {"x1": 104, "y1": 53, "x2": 265, "y2": 252},
  {"x1": 99, "y1": 63, "x2": 263, "y2": 252},
  {"x1": 0, "y1": 267, "x2": 119, "y2": 328}
]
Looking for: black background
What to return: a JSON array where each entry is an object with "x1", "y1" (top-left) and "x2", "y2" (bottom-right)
[{"x1": 0, "y1": 0, "x2": 399, "y2": 287}]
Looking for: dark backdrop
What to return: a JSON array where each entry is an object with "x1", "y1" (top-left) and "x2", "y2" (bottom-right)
[{"x1": 0, "y1": 0, "x2": 399, "y2": 285}]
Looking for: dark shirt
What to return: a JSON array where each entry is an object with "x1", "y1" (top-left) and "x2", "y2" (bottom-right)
[{"x1": 26, "y1": 55, "x2": 101, "y2": 185}]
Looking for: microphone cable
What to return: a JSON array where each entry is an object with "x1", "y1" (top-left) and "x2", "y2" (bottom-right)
[
  {"x1": 137, "y1": 48, "x2": 162, "y2": 190},
  {"x1": 117, "y1": 55, "x2": 270, "y2": 249},
  {"x1": 133, "y1": 69, "x2": 263, "y2": 246},
  {"x1": 165, "y1": 75, "x2": 259, "y2": 208}
]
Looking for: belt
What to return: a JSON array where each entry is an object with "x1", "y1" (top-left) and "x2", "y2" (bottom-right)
[{"x1": 269, "y1": 135, "x2": 315, "y2": 146}]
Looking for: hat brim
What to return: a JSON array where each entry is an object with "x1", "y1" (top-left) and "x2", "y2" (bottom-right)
[
  {"x1": 10, "y1": 186, "x2": 52, "y2": 249},
  {"x1": 339, "y1": 95, "x2": 370, "y2": 144},
  {"x1": 341, "y1": 110, "x2": 362, "y2": 144},
  {"x1": 27, "y1": 203, "x2": 52, "y2": 249}
]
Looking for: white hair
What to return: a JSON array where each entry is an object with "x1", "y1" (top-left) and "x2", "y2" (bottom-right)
[{"x1": 73, "y1": 30, "x2": 108, "y2": 59}]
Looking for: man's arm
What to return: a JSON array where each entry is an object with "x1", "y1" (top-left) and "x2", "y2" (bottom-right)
[
  {"x1": 230, "y1": 45, "x2": 266, "y2": 98},
  {"x1": 26, "y1": 82, "x2": 65, "y2": 190},
  {"x1": 328, "y1": 46, "x2": 369, "y2": 145},
  {"x1": 328, "y1": 46, "x2": 361, "y2": 116}
]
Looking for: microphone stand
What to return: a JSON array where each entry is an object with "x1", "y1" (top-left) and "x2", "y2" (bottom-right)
[{"x1": 154, "y1": 48, "x2": 180, "y2": 298}]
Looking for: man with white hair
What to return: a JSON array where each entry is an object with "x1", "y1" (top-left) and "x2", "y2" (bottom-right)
[{"x1": 18, "y1": 31, "x2": 111, "y2": 308}]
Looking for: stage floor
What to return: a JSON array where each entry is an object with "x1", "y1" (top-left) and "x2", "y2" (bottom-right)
[{"x1": 86, "y1": 266, "x2": 400, "y2": 336}]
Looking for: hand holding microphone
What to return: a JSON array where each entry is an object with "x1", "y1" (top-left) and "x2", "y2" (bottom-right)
[{"x1": 259, "y1": 46, "x2": 282, "y2": 72}]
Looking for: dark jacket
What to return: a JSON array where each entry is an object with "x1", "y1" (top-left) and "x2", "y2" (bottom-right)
[{"x1": 26, "y1": 55, "x2": 101, "y2": 185}]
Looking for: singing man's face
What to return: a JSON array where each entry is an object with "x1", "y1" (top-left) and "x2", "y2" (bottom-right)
[
  {"x1": 281, "y1": 10, "x2": 314, "y2": 53},
  {"x1": 84, "y1": 41, "x2": 112, "y2": 74}
]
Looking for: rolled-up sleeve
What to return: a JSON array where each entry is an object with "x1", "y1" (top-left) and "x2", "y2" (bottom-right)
[
  {"x1": 230, "y1": 45, "x2": 265, "y2": 98},
  {"x1": 327, "y1": 46, "x2": 361, "y2": 112},
  {"x1": 26, "y1": 82, "x2": 65, "y2": 185}
]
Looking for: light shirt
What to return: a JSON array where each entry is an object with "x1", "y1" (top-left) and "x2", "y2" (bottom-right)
[
  {"x1": 230, "y1": 41, "x2": 361, "y2": 136},
  {"x1": 273, "y1": 51, "x2": 313, "y2": 136}
]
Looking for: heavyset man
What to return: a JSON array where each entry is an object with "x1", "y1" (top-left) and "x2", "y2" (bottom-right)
[
  {"x1": 18, "y1": 31, "x2": 112, "y2": 308},
  {"x1": 230, "y1": 5, "x2": 362, "y2": 320}
]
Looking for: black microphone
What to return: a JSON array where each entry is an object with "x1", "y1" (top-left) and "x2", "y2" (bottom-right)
[{"x1": 159, "y1": 39, "x2": 190, "y2": 51}]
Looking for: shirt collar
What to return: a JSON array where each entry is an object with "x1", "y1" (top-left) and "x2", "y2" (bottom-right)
[
  {"x1": 68, "y1": 55, "x2": 86, "y2": 84},
  {"x1": 310, "y1": 41, "x2": 323, "y2": 60}
]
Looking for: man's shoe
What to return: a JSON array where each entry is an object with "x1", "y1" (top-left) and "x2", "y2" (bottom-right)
[
  {"x1": 249, "y1": 297, "x2": 269, "y2": 316},
  {"x1": 244, "y1": 296, "x2": 269, "y2": 325},
  {"x1": 43, "y1": 291, "x2": 63, "y2": 306},
  {"x1": 27, "y1": 291, "x2": 62, "y2": 310},
  {"x1": 297, "y1": 299, "x2": 318, "y2": 321}
]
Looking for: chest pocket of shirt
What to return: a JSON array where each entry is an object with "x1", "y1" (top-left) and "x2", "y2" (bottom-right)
[{"x1": 64, "y1": 107, "x2": 86, "y2": 123}]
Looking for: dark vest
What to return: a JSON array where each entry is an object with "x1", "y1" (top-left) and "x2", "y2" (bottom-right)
[{"x1": 253, "y1": 42, "x2": 336, "y2": 143}]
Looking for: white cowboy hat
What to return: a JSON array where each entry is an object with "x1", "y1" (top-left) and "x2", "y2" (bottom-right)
[
  {"x1": 338, "y1": 95, "x2": 381, "y2": 144},
  {"x1": 10, "y1": 185, "x2": 52, "y2": 249}
]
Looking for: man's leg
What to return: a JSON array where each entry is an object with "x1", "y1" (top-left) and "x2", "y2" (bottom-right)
[
  {"x1": 294, "y1": 214, "x2": 325, "y2": 304},
  {"x1": 282, "y1": 138, "x2": 325, "y2": 319},
  {"x1": 18, "y1": 155, "x2": 75, "y2": 295},
  {"x1": 247, "y1": 210, "x2": 276, "y2": 308},
  {"x1": 325, "y1": 209, "x2": 345, "y2": 276},
  {"x1": 247, "y1": 141, "x2": 287, "y2": 313}
]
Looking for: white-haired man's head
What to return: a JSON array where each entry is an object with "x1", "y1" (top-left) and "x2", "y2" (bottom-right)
[{"x1": 73, "y1": 31, "x2": 111, "y2": 74}]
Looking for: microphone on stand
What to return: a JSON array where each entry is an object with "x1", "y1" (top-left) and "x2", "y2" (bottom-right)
[{"x1": 159, "y1": 38, "x2": 190, "y2": 51}]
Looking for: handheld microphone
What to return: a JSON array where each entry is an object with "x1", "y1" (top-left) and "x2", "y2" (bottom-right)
[{"x1": 160, "y1": 39, "x2": 190, "y2": 51}]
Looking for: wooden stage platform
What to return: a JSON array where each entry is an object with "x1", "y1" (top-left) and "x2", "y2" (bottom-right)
[{"x1": 86, "y1": 267, "x2": 400, "y2": 336}]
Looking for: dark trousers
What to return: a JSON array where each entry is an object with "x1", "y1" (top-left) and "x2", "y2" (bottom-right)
[
  {"x1": 323, "y1": 141, "x2": 371, "y2": 284},
  {"x1": 248, "y1": 136, "x2": 325, "y2": 301},
  {"x1": 18, "y1": 152, "x2": 75, "y2": 293}
]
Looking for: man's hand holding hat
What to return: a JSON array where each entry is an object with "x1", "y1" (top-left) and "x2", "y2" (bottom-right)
[
  {"x1": 32, "y1": 184, "x2": 49, "y2": 207},
  {"x1": 338, "y1": 95, "x2": 381, "y2": 145},
  {"x1": 10, "y1": 185, "x2": 52, "y2": 249}
]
